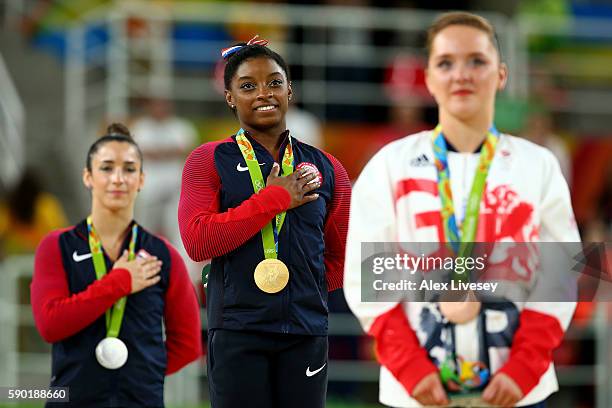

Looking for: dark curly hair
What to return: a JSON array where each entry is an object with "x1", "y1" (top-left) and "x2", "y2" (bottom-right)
[{"x1": 223, "y1": 43, "x2": 291, "y2": 91}]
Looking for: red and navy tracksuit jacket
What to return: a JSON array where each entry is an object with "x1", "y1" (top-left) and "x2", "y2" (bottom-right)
[
  {"x1": 178, "y1": 131, "x2": 351, "y2": 335},
  {"x1": 31, "y1": 220, "x2": 202, "y2": 407}
]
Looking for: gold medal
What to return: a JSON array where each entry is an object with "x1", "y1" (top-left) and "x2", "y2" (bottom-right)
[
  {"x1": 254, "y1": 259, "x2": 289, "y2": 293},
  {"x1": 438, "y1": 291, "x2": 481, "y2": 324}
]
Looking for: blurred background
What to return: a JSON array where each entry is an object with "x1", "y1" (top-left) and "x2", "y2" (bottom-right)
[{"x1": 0, "y1": 1, "x2": 610, "y2": 407}]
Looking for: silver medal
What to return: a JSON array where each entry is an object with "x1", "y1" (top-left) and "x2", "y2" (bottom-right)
[{"x1": 95, "y1": 337, "x2": 128, "y2": 369}]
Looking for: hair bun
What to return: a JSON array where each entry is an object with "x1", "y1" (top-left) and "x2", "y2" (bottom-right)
[{"x1": 106, "y1": 123, "x2": 132, "y2": 138}]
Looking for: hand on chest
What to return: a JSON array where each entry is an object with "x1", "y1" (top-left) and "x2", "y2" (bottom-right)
[{"x1": 219, "y1": 144, "x2": 331, "y2": 222}]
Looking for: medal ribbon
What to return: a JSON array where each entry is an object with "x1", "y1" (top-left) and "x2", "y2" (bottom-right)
[
  {"x1": 235, "y1": 128, "x2": 293, "y2": 259},
  {"x1": 87, "y1": 216, "x2": 137, "y2": 337},
  {"x1": 431, "y1": 125, "x2": 499, "y2": 280}
]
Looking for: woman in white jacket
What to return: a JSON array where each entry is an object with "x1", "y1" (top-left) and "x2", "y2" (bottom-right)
[{"x1": 344, "y1": 11, "x2": 579, "y2": 408}]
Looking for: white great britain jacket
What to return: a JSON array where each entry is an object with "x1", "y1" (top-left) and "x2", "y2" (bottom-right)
[{"x1": 344, "y1": 130, "x2": 580, "y2": 407}]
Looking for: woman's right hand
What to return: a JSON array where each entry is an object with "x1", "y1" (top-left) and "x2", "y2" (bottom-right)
[
  {"x1": 113, "y1": 250, "x2": 162, "y2": 294},
  {"x1": 266, "y1": 163, "x2": 320, "y2": 209}
]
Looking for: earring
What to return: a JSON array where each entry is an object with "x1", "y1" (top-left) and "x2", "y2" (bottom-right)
[{"x1": 230, "y1": 104, "x2": 235, "y2": 109}]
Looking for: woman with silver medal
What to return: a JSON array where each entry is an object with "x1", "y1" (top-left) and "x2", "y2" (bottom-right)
[{"x1": 31, "y1": 123, "x2": 201, "y2": 407}]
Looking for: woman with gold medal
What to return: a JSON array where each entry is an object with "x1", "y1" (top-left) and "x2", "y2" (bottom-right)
[
  {"x1": 31, "y1": 124, "x2": 202, "y2": 407},
  {"x1": 178, "y1": 37, "x2": 351, "y2": 408},
  {"x1": 345, "y1": 11, "x2": 580, "y2": 408}
]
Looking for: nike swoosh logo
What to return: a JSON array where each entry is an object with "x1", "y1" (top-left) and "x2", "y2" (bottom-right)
[
  {"x1": 306, "y1": 363, "x2": 326, "y2": 377},
  {"x1": 236, "y1": 162, "x2": 266, "y2": 172},
  {"x1": 72, "y1": 251, "x2": 92, "y2": 262}
]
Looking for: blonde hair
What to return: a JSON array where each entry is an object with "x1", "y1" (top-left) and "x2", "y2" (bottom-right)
[{"x1": 426, "y1": 11, "x2": 500, "y2": 59}]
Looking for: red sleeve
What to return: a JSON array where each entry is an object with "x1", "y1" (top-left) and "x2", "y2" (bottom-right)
[
  {"x1": 497, "y1": 309, "x2": 565, "y2": 395},
  {"x1": 31, "y1": 231, "x2": 132, "y2": 343},
  {"x1": 322, "y1": 152, "x2": 351, "y2": 291},
  {"x1": 178, "y1": 141, "x2": 292, "y2": 262},
  {"x1": 369, "y1": 304, "x2": 438, "y2": 394},
  {"x1": 163, "y1": 241, "x2": 203, "y2": 375}
]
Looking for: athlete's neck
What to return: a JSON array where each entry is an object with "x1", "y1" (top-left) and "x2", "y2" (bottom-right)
[
  {"x1": 90, "y1": 204, "x2": 133, "y2": 260},
  {"x1": 439, "y1": 110, "x2": 492, "y2": 153},
  {"x1": 242, "y1": 123, "x2": 287, "y2": 160}
]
